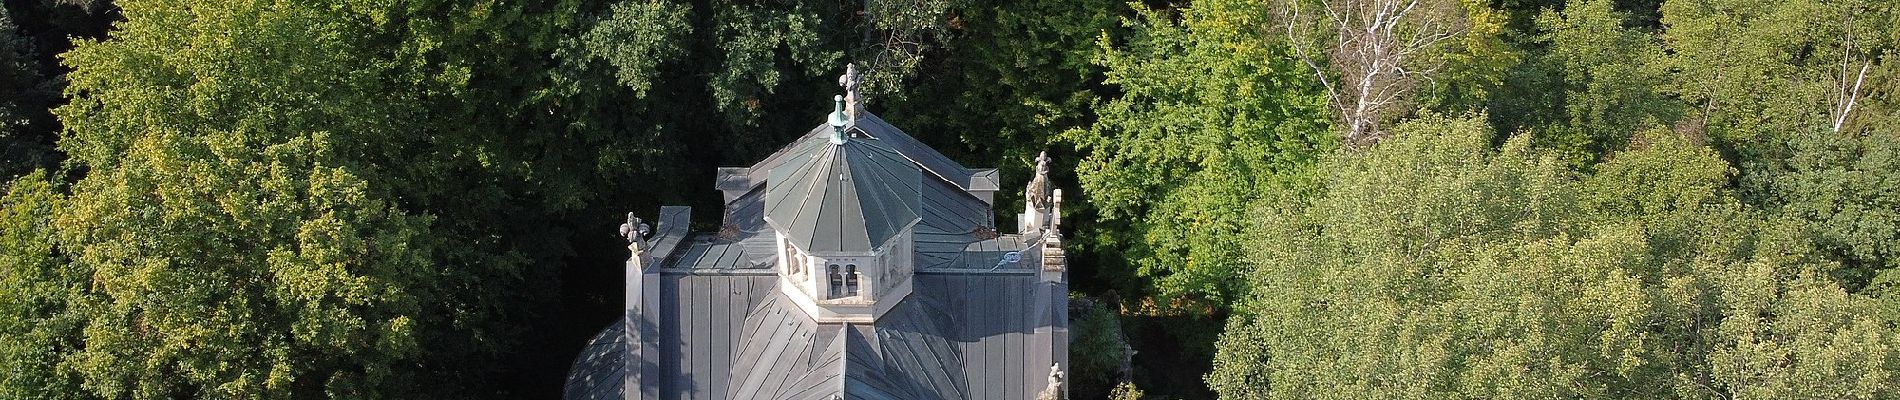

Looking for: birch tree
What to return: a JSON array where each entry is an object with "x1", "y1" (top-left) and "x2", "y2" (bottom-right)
[{"x1": 1278, "y1": 0, "x2": 1472, "y2": 146}]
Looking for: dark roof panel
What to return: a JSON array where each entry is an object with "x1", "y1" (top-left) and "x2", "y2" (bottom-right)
[
  {"x1": 563, "y1": 323, "x2": 627, "y2": 400},
  {"x1": 765, "y1": 137, "x2": 923, "y2": 253},
  {"x1": 566, "y1": 272, "x2": 1068, "y2": 400},
  {"x1": 853, "y1": 114, "x2": 973, "y2": 187},
  {"x1": 742, "y1": 111, "x2": 980, "y2": 199}
]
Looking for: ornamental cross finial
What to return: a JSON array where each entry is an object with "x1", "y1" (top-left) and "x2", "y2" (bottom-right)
[
  {"x1": 839, "y1": 63, "x2": 863, "y2": 119},
  {"x1": 618, "y1": 212, "x2": 650, "y2": 245}
]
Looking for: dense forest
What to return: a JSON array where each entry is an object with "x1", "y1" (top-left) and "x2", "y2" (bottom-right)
[{"x1": 0, "y1": 0, "x2": 1895, "y2": 398}]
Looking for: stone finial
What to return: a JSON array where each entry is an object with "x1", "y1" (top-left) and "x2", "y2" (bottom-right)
[
  {"x1": 618, "y1": 212, "x2": 650, "y2": 246},
  {"x1": 1037, "y1": 363, "x2": 1066, "y2": 400},
  {"x1": 1050, "y1": 189, "x2": 1063, "y2": 232},
  {"x1": 838, "y1": 63, "x2": 863, "y2": 119}
]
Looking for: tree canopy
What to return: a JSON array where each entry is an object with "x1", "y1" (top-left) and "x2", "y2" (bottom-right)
[
  {"x1": 1212, "y1": 116, "x2": 1900, "y2": 399},
  {"x1": 2, "y1": 0, "x2": 1898, "y2": 397}
]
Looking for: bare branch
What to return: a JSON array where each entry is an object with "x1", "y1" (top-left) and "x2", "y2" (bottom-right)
[
  {"x1": 1278, "y1": 0, "x2": 1468, "y2": 146},
  {"x1": 1834, "y1": 61, "x2": 1871, "y2": 133}
]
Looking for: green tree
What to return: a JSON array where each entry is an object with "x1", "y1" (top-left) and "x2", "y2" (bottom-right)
[
  {"x1": 0, "y1": 172, "x2": 89, "y2": 399},
  {"x1": 1069, "y1": 295, "x2": 1130, "y2": 398},
  {"x1": 1773, "y1": 121, "x2": 1900, "y2": 291},
  {"x1": 40, "y1": 0, "x2": 715, "y2": 395},
  {"x1": 878, "y1": 0, "x2": 1122, "y2": 239},
  {"x1": 53, "y1": 1, "x2": 459, "y2": 396},
  {"x1": 1108, "y1": 382, "x2": 1147, "y2": 400},
  {"x1": 1654, "y1": 0, "x2": 1897, "y2": 290},
  {"x1": 1066, "y1": 0, "x2": 1335, "y2": 310},
  {"x1": 1527, "y1": 0, "x2": 1680, "y2": 168},
  {"x1": 1275, "y1": 0, "x2": 1511, "y2": 145},
  {"x1": 1210, "y1": 115, "x2": 1900, "y2": 399},
  {"x1": 1657, "y1": 0, "x2": 1892, "y2": 153},
  {"x1": 571, "y1": 0, "x2": 691, "y2": 98}
]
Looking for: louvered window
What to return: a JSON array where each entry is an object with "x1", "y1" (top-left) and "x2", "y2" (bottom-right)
[
  {"x1": 827, "y1": 264, "x2": 842, "y2": 298},
  {"x1": 844, "y1": 264, "x2": 860, "y2": 297}
]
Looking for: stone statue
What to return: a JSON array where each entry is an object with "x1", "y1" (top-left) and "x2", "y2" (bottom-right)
[
  {"x1": 839, "y1": 63, "x2": 863, "y2": 118},
  {"x1": 1027, "y1": 151, "x2": 1052, "y2": 209},
  {"x1": 618, "y1": 212, "x2": 650, "y2": 245},
  {"x1": 1036, "y1": 363, "x2": 1065, "y2": 400}
]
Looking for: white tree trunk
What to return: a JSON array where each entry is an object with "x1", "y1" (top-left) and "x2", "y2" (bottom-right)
[{"x1": 1281, "y1": 0, "x2": 1466, "y2": 147}]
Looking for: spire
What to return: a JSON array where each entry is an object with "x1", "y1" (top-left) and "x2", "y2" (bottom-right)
[{"x1": 828, "y1": 95, "x2": 848, "y2": 144}]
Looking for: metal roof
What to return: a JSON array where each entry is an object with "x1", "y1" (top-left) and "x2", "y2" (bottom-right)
[
  {"x1": 565, "y1": 273, "x2": 1070, "y2": 400},
  {"x1": 764, "y1": 134, "x2": 924, "y2": 254},
  {"x1": 745, "y1": 112, "x2": 981, "y2": 197},
  {"x1": 566, "y1": 105, "x2": 1068, "y2": 400}
]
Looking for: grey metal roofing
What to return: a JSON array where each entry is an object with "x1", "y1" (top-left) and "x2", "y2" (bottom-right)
[
  {"x1": 967, "y1": 169, "x2": 1000, "y2": 192},
  {"x1": 565, "y1": 108, "x2": 1067, "y2": 400},
  {"x1": 746, "y1": 112, "x2": 981, "y2": 195},
  {"x1": 764, "y1": 134, "x2": 924, "y2": 254},
  {"x1": 565, "y1": 272, "x2": 1071, "y2": 400},
  {"x1": 563, "y1": 319, "x2": 626, "y2": 400},
  {"x1": 665, "y1": 234, "x2": 774, "y2": 270}
]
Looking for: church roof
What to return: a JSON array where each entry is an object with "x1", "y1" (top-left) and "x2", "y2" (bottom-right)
[
  {"x1": 562, "y1": 273, "x2": 1069, "y2": 400},
  {"x1": 563, "y1": 90, "x2": 1069, "y2": 399},
  {"x1": 763, "y1": 127, "x2": 924, "y2": 254},
  {"x1": 745, "y1": 113, "x2": 991, "y2": 197}
]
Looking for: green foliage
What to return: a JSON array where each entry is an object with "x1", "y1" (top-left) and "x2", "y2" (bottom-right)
[
  {"x1": 1649, "y1": 0, "x2": 1899, "y2": 289},
  {"x1": 576, "y1": 0, "x2": 691, "y2": 97},
  {"x1": 1657, "y1": 0, "x2": 1893, "y2": 149},
  {"x1": 53, "y1": 2, "x2": 456, "y2": 397},
  {"x1": 883, "y1": 0, "x2": 1119, "y2": 161},
  {"x1": 0, "y1": 7, "x2": 30, "y2": 131},
  {"x1": 1417, "y1": 0, "x2": 1521, "y2": 115},
  {"x1": 855, "y1": 0, "x2": 961, "y2": 97},
  {"x1": 1067, "y1": 0, "x2": 1335, "y2": 309},
  {"x1": 1069, "y1": 296, "x2": 1129, "y2": 398},
  {"x1": 1211, "y1": 115, "x2": 1900, "y2": 399},
  {"x1": 1108, "y1": 381, "x2": 1147, "y2": 400},
  {"x1": 0, "y1": 172, "x2": 89, "y2": 399},
  {"x1": 1528, "y1": 0, "x2": 1680, "y2": 168},
  {"x1": 1774, "y1": 129, "x2": 1900, "y2": 291},
  {"x1": 37, "y1": 0, "x2": 713, "y2": 395},
  {"x1": 706, "y1": 1, "x2": 841, "y2": 131}
]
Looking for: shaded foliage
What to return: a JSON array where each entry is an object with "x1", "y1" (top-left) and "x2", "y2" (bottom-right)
[
  {"x1": 0, "y1": 7, "x2": 55, "y2": 178},
  {"x1": 1068, "y1": 295, "x2": 1129, "y2": 399}
]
